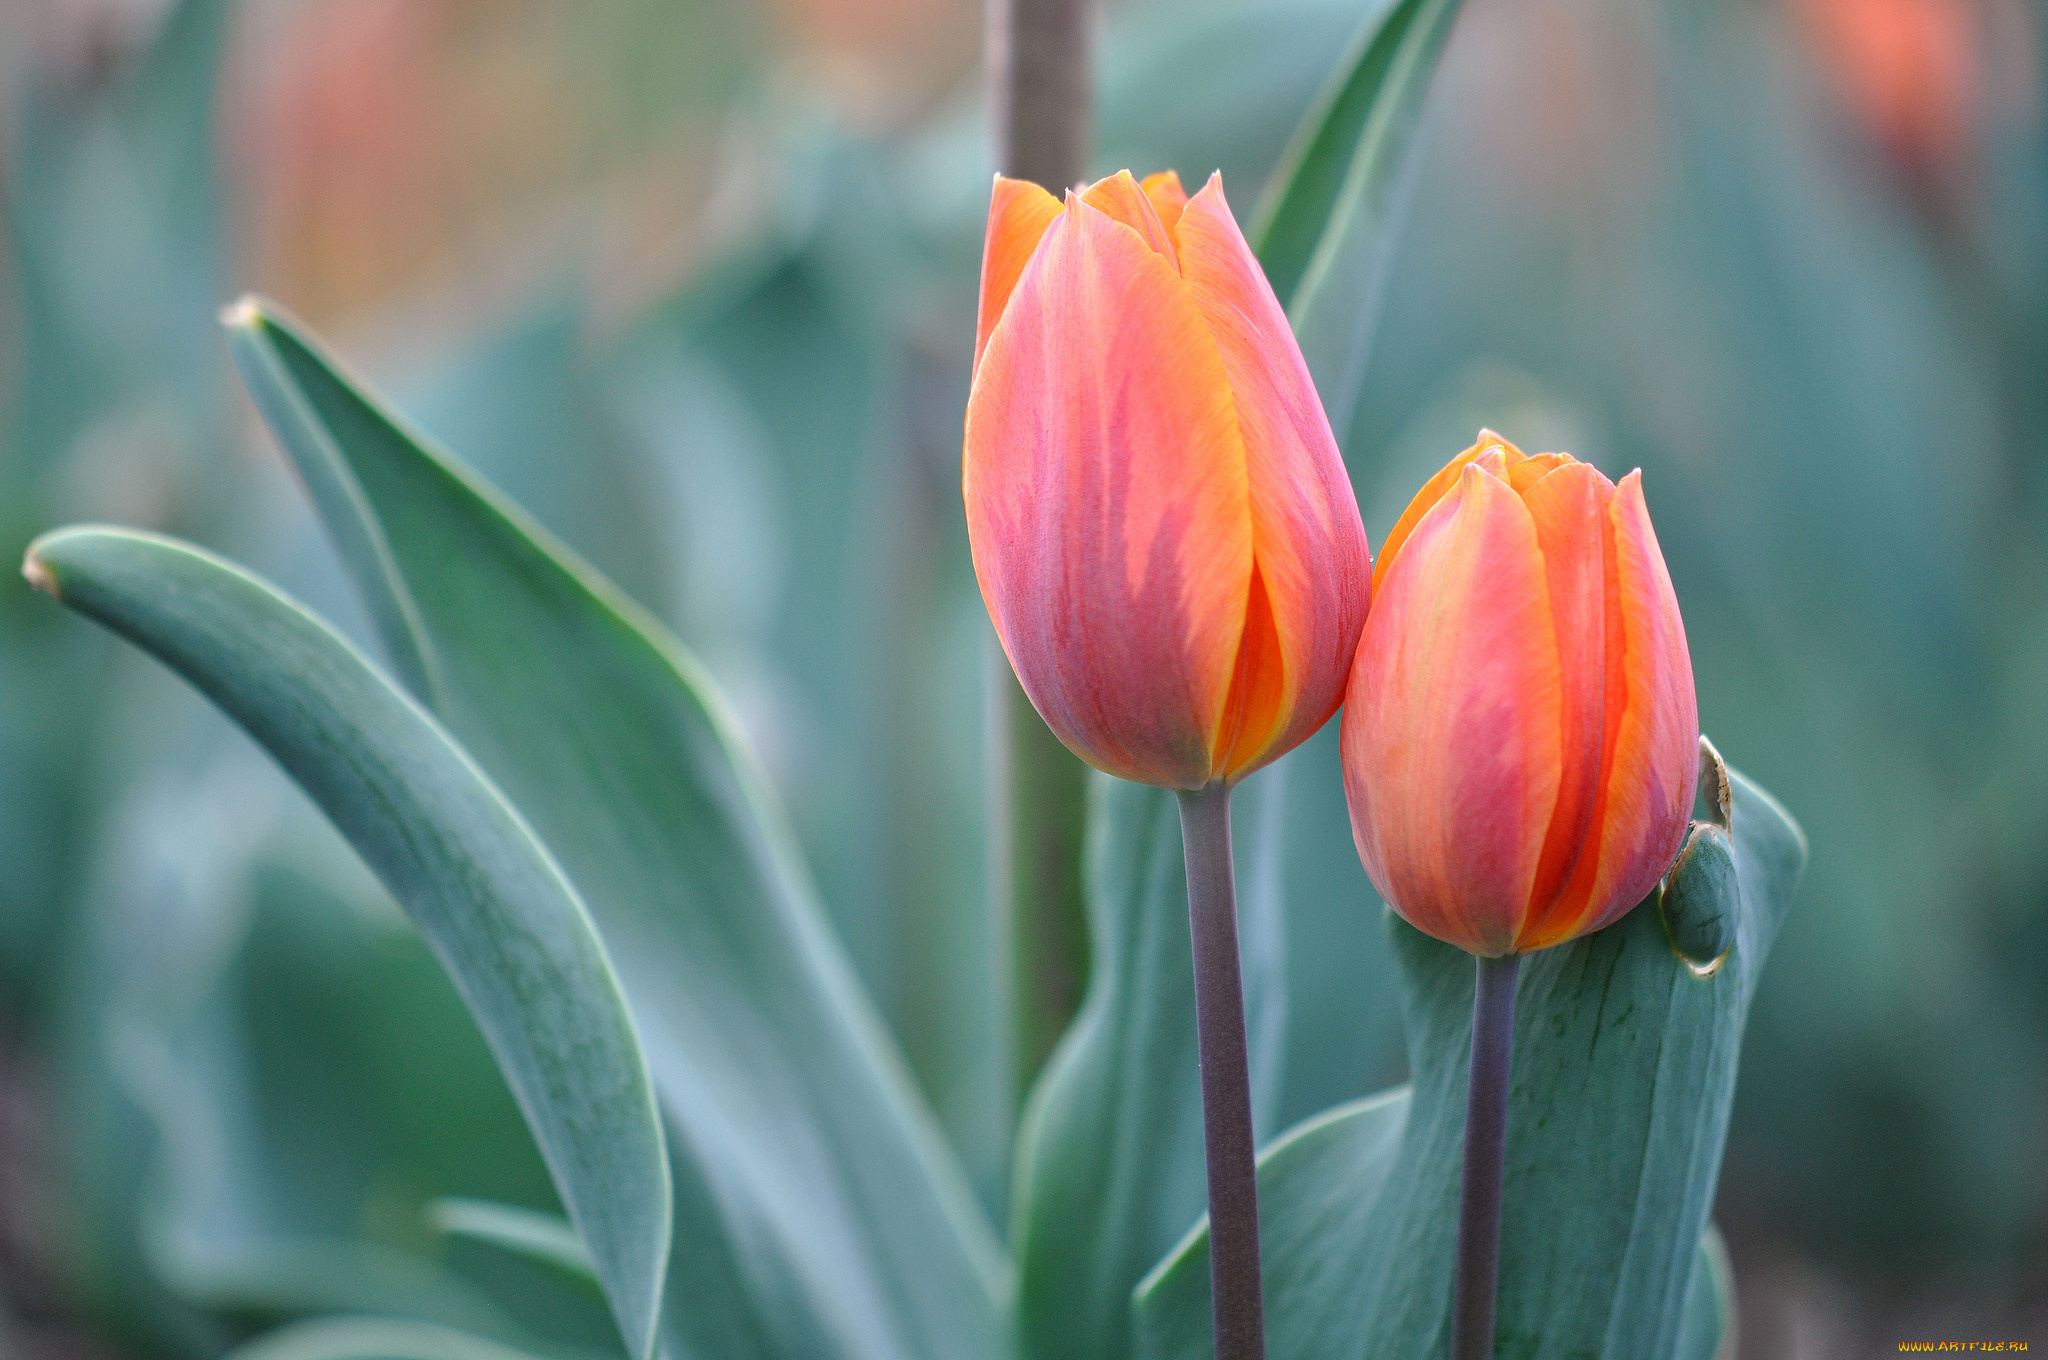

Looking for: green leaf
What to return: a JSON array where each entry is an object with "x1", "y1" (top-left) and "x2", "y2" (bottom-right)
[
  {"x1": 1010, "y1": 770, "x2": 1288, "y2": 1360},
  {"x1": 22, "y1": 529, "x2": 672, "y2": 1360},
  {"x1": 1131, "y1": 1092, "x2": 1734, "y2": 1360},
  {"x1": 222, "y1": 1317, "x2": 565, "y2": 1360},
  {"x1": 429, "y1": 1200, "x2": 598, "y2": 1291},
  {"x1": 1673, "y1": 1224, "x2": 1738, "y2": 1360},
  {"x1": 1134, "y1": 756, "x2": 1804, "y2": 1358},
  {"x1": 224, "y1": 299, "x2": 1006, "y2": 1359},
  {"x1": 1129, "y1": 1088, "x2": 1411, "y2": 1360},
  {"x1": 1247, "y1": 0, "x2": 1466, "y2": 434}
]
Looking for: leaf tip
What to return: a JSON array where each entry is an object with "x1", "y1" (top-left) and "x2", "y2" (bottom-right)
[
  {"x1": 21, "y1": 550, "x2": 59, "y2": 602},
  {"x1": 1696, "y1": 734, "x2": 1732, "y2": 830},
  {"x1": 219, "y1": 294, "x2": 266, "y2": 333}
]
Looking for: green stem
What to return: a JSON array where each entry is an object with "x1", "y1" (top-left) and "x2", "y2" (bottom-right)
[
  {"x1": 1452, "y1": 951, "x2": 1520, "y2": 1360},
  {"x1": 1177, "y1": 783, "x2": 1264, "y2": 1360},
  {"x1": 984, "y1": 0, "x2": 1094, "y2": 1107},
  {"x1": 991, "y1": 663, "x2": 1090, "y2": 1102}
]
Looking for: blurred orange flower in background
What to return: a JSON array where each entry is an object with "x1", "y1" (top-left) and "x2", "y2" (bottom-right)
[{"x1": 1796, "y1": 0, "x2": 2037, "y2": 201}]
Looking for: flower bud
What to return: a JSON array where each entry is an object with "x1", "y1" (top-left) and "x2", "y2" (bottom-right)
[
  {"x1": 965, "y1": 170, "x2": 1371, "y2": 788},
  {"x1": 1341, "y1": 433, "x2": 1698, "y2": 955}
]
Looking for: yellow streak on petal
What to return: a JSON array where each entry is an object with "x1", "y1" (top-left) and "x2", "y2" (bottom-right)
[
  {"x1": 974, "y1": 176, "x2": 1066, "y2": 373},
  {"x1": 1140, "y1": 170, "x2": 1189, "y2": 241},
  {"x1": 1080, "y1": 170, "x2": 1181, "y2": 268},
  {"x1": 1372, "y1": 430, "x2": 1530, "y2": 594}
]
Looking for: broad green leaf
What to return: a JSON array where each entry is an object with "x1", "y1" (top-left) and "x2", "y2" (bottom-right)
[
  {"x1": 1130, "y1": 1088, "x2": 1411, "y2": 1360},
  {"x1": 1010, "y1": 770, "x2": 1288, "y2": 1360},
  {"x1": 223, "y1": 1317, "x2": 564, "y2": 1360},
  {"x1": 1672, "y1": 1224, "x2": 1738, "y2": 1360},
  {"x1": 23, "y1": 529, "x2": 671, "y2": 1360},
  {"x1": 1248, "y1": 0, "x2": 1465, "y2": 435},
  {"x1": 225, "y1": 301, "x2": 1006, "y2": 1359},
  {"x1": 1132, "y1": 1092, "x2": 1733, "y2": 1360},
  {"x1": 57, "y1": 770, "x2": 574, "y2": 1344},
  {"x1": 1134, "y1": 758, "x2": 1804, "y2": 1358}
]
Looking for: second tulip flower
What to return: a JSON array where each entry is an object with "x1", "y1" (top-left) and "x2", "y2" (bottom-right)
[{"x1": 1341, "y1": 433, "x2": 1699, "y2": 958}]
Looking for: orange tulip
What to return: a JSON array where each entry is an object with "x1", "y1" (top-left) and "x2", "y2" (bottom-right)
[
  {"x1": 1340, "y1": 433, "x2": 1698, "y2": 956},
  {"x1": 964, "y1": 169, "x2": 1371, "y2": 790}
]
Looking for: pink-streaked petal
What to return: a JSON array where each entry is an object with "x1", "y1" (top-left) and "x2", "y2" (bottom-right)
[
  {"x1": 964, "y1": 195, "x2": 1253, "y2": 788},
  {"x1": 1520, "y1": 472, "x2": 1697, "y2": 949},
  {"x1": 974, "y1": 176, "x2": 1064, "y2": 373},
  {"x1": 1176, "y1": 172, "x2": 1371, "y2": 780},
  {"x1": 1341, "y1": 464, "x2": 1561, "y2": 956}
]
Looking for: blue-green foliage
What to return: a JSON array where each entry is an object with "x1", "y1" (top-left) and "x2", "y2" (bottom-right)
[{"x1": 1133, "y1": 760, "x2": 1802, "y2": 1358}]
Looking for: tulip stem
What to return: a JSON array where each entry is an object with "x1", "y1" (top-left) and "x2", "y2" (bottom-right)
[
  {"x1": 1176, "y1": 783, "x2": 1265, "y2": 1360},
  {"x1": 1452, "y1": 951, "x2": 1521, "y2": 1360}
]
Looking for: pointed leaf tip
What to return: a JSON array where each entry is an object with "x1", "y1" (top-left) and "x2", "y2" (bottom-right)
[
  {"x1": 220, "y1": 295, "x2": 264, "y2": 331},
  {"x1": 1697, "y1": 734, "x2": 1732, "y2": 830},
  {"x1": 22, "y1": 551, "x2": 57, "y2": 600}
]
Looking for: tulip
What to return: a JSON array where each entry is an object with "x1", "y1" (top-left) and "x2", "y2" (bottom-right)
[
  {"x1": 963, "y1": 168, "x2": 1371, "y2": 792},
  {"x1": 965, "y1": 169, "x2": 1370, "y2": 1360},
  {"x1": 1341, "y1": 433, "x2": 1699, "y2": 1360},
  {"x1": 1341, "y1": 431, "x2": 1699, "y2": 958}
]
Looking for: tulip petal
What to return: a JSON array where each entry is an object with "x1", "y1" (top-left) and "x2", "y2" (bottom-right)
[
  {"x1": 1507, "y1": 451, "x2": 1571, "y2": 493},
  {"x1": 1515, "y1": 459, "x2": 1618, "y2": 943},
  {"x1": 1080, "y1": 170, "x2": 1179, "y2": 267},
  {"x1": 1140, "y1": 170, "x2": 1188, "y2": 239},
  {"x1": 1176, "y1": 173, "x2": 1371, "y2": 778},
  {"x1": 1519, "y1": 472, "x2": 1697, "y2": 949},
  {"x1": 1372, "y1": 430, "x2": 1526, "y2": 594},
  {"x1": 1211, "y1": 566, "x2": 1286, "y2": 778},
  {"x1": 965, "y1": 195, "x2": 1253, "y2": 788},
  {"x1": 1342, "y1": 464, "x2": 1561, "y2": 956},
  {"x1": 974, "y1": 176, "x2": 1065, "y2": 372}
]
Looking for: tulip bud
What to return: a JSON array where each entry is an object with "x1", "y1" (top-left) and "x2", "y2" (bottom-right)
[
  {"x1": 964, "y1": 169, "x2": 1371, "y2": 790},
  {"x1": 1341, "y1": 433, "x2": 1699, "y2": 956}
]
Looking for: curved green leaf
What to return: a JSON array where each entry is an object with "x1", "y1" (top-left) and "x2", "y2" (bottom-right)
[
  {"x1": 224, "y1": 299, "x2": 1005, "y2": 1359},
  {"x1": 1248, "y1": 0, "x2": 1452, "y2": 300},
  {"x1": 22, "y1": 529, "x2": 671, "y2": 1360},
  {"x1": 430, "y1": 1200, "x2": 598, "y2": 1291},
  {"x1": 1010, "y1": 770, "x2": 1288, "y2": 1360},
  {"x1": 1249, "y1": 0, "x2": 1466, "y2": 434},
  {"x1": 223, "y1": 1317, "x2": 564, "y2": 1360},
  {"x1": 1131, "y1": 1091, "x2": 1734, "y2": 1360},
  {"x1": 1129, "y1": 1087, "x2": 1411, "y2": 1360},
  {"x1": 1673, "y1": 1224, "x2": 1738, "y2": 1360},
  {"x1": 1134, "y1": 754, "x2": 1804, "y2": 1357}
]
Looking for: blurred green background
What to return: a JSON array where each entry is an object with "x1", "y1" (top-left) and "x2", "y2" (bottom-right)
[{"x1": 1, "y1": 0, "x2": 2042, "y2": 1356}]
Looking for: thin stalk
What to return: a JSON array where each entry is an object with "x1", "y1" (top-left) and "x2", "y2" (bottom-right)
[
  {"x1": 984, "y1": 0, "x2": 1095, "y2": 1106},
  {"x1": 986, "y1": 0, "x2": 1092, "y2": 192},
  {"x1": 991, "y1": 660, "x2": 1090, "y2": 1102},
  {"x1": 1177, "y1": 783, "x2": 1264, "y2": 1360},
  {"x1": 1452, "y1": 951, "x2": 1521, "y2": 1360}
]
